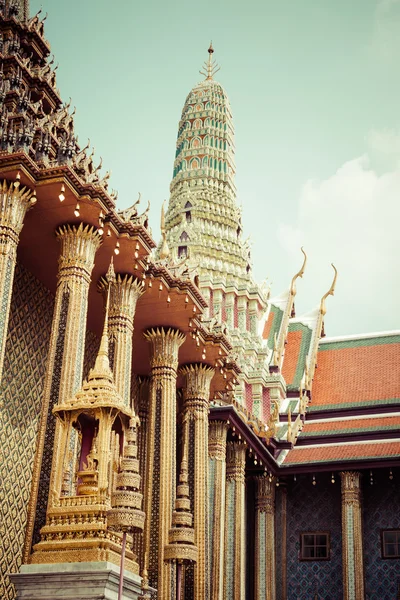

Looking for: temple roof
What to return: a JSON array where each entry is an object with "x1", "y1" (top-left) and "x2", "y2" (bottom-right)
[{"x1": 280, "y1": 331, "x2": 400, "y2": 469}]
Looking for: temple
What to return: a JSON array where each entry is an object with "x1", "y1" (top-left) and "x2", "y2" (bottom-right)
[{"x1": 0, "y1": 4, "x2": 399, "y2": 600}]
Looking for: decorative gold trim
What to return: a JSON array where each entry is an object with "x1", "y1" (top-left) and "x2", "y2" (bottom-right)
[
  {"x1": 142, "y1": 327, "x2": 185, "y2": 597},
  {"x1": 255, "y1": 475, "x2": 276, "y2": 600},
  {"x1": 340, "y1": 471, "x2": 365, "y2": 600},
  {"x1": 23, "y1": 223, "x2": 102, "y2": 564}
]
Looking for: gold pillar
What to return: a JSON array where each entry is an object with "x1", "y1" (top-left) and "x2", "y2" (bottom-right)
[
  {"x1": 180, "y1": 363, "x2": 215, "y2": 600},
  {"x1": 255, "y1": 476, "x2": 276, "y2": 600},
  {"x1": 340, "y1": 471, "x2": 365, "y2": 600},
  {"x1": 133, "y1": 376, "x2": 150, "y2": 567},
  {"x1": 102, "y1": 273, "x2": 144, "y2": 406},
  {"x1": 23, "y1": 223, "x2": 102, "y2": 562},
  {"x1": 143, "y1": 327, "x2": 185, "y2": 599},
  {"x1": 208, "y1": 420, "x2": 229, "y2": 600},
  {"x1": 0, "y1": 177, "x2": 36, "y2": 381},
  {"x1": 224, "y1": 441, "x2": 247, "y2": 600}
]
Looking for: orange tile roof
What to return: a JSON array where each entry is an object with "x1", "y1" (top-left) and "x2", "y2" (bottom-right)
[
  {"x1": 282, "y1": 329, "x2": 303, "y2": 385},
  {"x1": 312, "y1": 342, "x2": 400, "y2": 408},
  {"x1": 282, "y1": 440, "x2": 400, "y2": 465},
  {"x1": 302, "y1": 415, "x2": 400, "y2": 435},
  {"x1": 262, "y1": 311, "x2": 274, "y2": 340}
]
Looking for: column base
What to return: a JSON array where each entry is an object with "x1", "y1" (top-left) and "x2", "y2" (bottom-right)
[{"x1": 10, "y1": 562, "x2": 143, "y2": 600}]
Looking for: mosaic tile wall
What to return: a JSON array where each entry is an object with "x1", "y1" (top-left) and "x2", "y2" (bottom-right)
[
  {"x1": 0, "y1": 262, "x2": 54, "y2": 600},
  {"x1": 363, "y1": 469, "x2": 400, "y2": 599},
  {"x1": 32, "y1": 301, "x2": 100, "y2": 547},
  {"x1": 275, "y1": 487, "x2": 283, "y2": 600},
  {"x1": 0, "y1": 261, "x2": 100, "y2": 600},
  {"x1": 284, "y1": 474, "x2": 343, "y2": 600}
]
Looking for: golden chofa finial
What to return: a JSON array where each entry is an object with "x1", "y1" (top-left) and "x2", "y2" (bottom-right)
[
  {"x1": 320, "y1": 263, "x2": 338, "y2": 316},
  {"x1": 159, "y1": 200, "x2": 170, "y2": 260},
  {"x1": 290, "y1": 247, "x2": 307, "y2": 296},
  {"x1": 200, "y1": 42, "x2": 220, "y2": 80}
]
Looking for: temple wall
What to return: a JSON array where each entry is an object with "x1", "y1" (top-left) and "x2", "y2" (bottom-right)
[
  {"x1": 284, "y1": 474, "x2": 343, "y2": 600},
  {"x1": 0, "y1": 262, "x2": 54, "y2": 599},
  {"x1": 0, "y1": 262, "x2": 99, "y2": 600},
  {"x1": 363, "y1": 471, "x2": 400, "y2": 599}
]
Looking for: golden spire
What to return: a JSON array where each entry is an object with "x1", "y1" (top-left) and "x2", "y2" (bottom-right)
[
  {"x1": 320, "y1": 263, "x2": 338, "y2": 316},
  {"x1": 290, "y1": 247, "x2": 307, "y2": 296},
  {"x1": 164, "y1": 427, "x2": 198, "y2": 565},
  {"x1": 107, "y1": 417, "x2": 145, "y2": 533},
  {"x1": 200, "y1": 42, "x2": 220, "y2": 80},
  {"x1": 159, "y1": 200, "x2": 170, "y2": 260},
  {"x1": 90, "y1": 258, "x2": 116, "y2": 380}
]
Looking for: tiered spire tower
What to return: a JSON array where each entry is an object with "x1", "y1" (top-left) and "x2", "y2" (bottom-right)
[{"x1": 164, "y1": 45, "x2": 270, "y2": 411}]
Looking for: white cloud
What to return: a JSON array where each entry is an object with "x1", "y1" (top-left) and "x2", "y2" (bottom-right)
[
  {"x1": 278, "y1": 155, "x2": 400, "y2": 335},
  {"x1": 367, "y1": 128, "x2": 400, "y2": 155}
]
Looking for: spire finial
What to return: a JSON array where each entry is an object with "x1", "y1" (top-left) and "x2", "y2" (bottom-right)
[
  {"x1": 290, "y1": 247, "x2": 307, "y2": 296},
  {"x1": 200, "y1": 42, "x2": 220, "y2": 80},
  {"x1": 91, "y1": 258, "x2": 115, "y2": 379},
  {"x1": 320, "y1": 263, "x2": 338, "y2": 316}
]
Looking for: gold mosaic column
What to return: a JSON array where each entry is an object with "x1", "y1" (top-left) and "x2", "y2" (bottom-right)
[
  {"x1": 101, "y1": 273, "x2": 144, "y2": 406},
  {"x1": 180, "y1": 363, "x2": 215, "y2": 600},
  {"x1": 255, "y1": 476, "x2": 276, "y2": 600},
  {"x1": 23, "y1": 223, "x2": 102, "y2": 562},
  {"x1": 340, "y1": 471, "x2": 365, "y2": 600},
  {"x1": 143, "y1": 327, "x2": 185, "y2": 600},
  {"x1": 0, "y1": 177, "x2": 36, "y2": 381},
  {"x1": 133, "y1": 376, "x2": 150, "y2": 567},
  {"x1": 208, "y1": 421, "x2": 229, "y2": 600},
  {"x1": 224, "y1": 441, "x2": 247, "y2": 600}
]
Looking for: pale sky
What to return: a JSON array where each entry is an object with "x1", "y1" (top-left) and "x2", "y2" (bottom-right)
[{"x1": 31, "y1": 0, "x2": 400, "y2": 336}]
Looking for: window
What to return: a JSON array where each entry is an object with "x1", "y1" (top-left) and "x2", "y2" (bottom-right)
[
  {"x1": 178, "y1": 245, "x2": 187, "y2": 259},
  {"x1": 382, "y1": 530, "x2": 400, "y2": 558},
  {"x1": 300, "y1": 532, "x2": 330, "y2": 560},
  {"x1": 180, "y1": 231, "x2": 189, "y2": 242}
]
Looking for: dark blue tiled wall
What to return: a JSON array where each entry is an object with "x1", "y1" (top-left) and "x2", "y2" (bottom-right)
[
  {"x1": 283, "y1": 473, "x2": 343, "y2": 600},
  {"x1": 363, "y1": 469, "x2": 400, "y2": 599}
]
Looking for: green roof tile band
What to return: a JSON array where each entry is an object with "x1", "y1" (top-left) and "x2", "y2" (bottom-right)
[
  {"x1": 277, "y1": 424, "x2": 288, "y2": 440},
  {"x1": 283, "y1": 451, "x2": 400, "y2": 465},
  {"x1": 307, "y1": 398, "x2": 400, "y2": 412},
  {"x1": 267, "y1": 305, "x2": 284, "y2": 350},
  {"x1": 319, "y1": 335, "x2": 400, "y2": 351},
  {"x1": 301, "y1": 424, "x2": 400, "y2": 437}
]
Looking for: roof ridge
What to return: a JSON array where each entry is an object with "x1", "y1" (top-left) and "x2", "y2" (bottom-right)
[{"x1": 321, "y1": 330, "x2": 400, "y2": 343}]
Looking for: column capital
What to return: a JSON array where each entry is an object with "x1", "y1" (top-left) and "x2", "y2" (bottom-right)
[
  {"x1": 56, "y1": 223, "x2": 102, "y2": 283},
  {"x1": 180, "y1": 363, "x2": 214, "y2": 405},
  {"x1": 0, "y1": 177, "x2": 36, "y2": 242},
  {"x1": 144, "y1": 327, "x2": 185, "y2": 371},
  {"x1": 340, "y1": 471, "x2": 362, "y2": 505},
  {"x1": 226, "y1": 441, "x2": 246, "y2": 482},
  {"x1": 255, "y1": 475, "x2": 276, "y2": 514},
  {"x1": 208, "y1": 420, "x2": 229, "y2": 460},
  {"x1": 99, "y1": 273, "x2": 145, "y2": 325}
]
